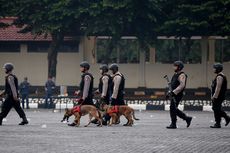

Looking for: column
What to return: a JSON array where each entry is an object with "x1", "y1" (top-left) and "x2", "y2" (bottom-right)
[
  {"x1": 82, "y1": 36, "x2": 96, "y2": 63},
  {"x1": 20, "y1": 44, "x2": 27, "y2": 54},
  {"x1": 149, "y1": 47, "x2": 156, "y2": 64},
  {"x1": 201, "y1": 37, "x2": 208, "y2": 87},
  {"x1": 208, "y1": 37, "x2": 215, "y2": 64},
  {"x1": 138, "y1": 49, "x2": 146, "y2": 87}
]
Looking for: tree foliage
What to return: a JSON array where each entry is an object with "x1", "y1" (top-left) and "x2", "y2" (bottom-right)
[{"x1": 0, "y1": 0, "x2": 230, "y2": 77}]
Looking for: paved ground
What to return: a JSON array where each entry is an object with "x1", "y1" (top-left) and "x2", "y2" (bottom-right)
[{"x1": 0, "y1": 109, "x2": 230, "y2": 153}]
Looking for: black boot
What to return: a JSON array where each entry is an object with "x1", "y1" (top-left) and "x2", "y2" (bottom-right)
[
  {"x1": 102, "y1": 119, "x2": 108, "y2": 126},
  {"x1": 210, "y1": 123, "x2": 221, "y2": 128},
  {"x1": 91, "y1": 119, "x2": 99, "y2": 124},
  {"x1": 166, "y1": 123, "x2": 177, "y2": 129},
  {"x1": 225, "y1": 117, "x2": 230, "y2": 126},
  {"x1": 0, "y1": 118, "x2": 2, "y2": 126},
  {"x1": 68, "y1": 122, "x2": 77, "y2": 126},
  {"x1": 186, "y1": 116, "x2": 192, "y2": 128},
  {"x1": 19, "y1": 116, "x2": 29, "y2": 125}
]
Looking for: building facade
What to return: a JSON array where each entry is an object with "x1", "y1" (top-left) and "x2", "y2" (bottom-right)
[{"x1": 0, "y1": 18, "x2": 230, "y2": 89}]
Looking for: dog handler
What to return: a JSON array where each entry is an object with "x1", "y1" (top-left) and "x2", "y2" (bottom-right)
[
  {"x1": 210, "y1": 63, "x2": 230, "y2": 128},
  {"x1": 92, "y1": 64, "x2": 112, "y2": 125},
  {"x1": 109, "y1": 63, "x2": 125, "y2": 106},
  {"x1": 0, "y1": 63, "x2": 29, "y2": 125},
  {"x1": 75, "y1": 61, "x2": 94, "y2": 105},
  {"x1": 166, "y1": 61, "x2": 192, "y2": 129}
]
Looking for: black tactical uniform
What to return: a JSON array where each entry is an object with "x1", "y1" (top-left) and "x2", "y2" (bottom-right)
[
  {"x1": 210, "y1": 63, "x2": 230, "y2": 128},
  {"x1": 167, "y1": 61, "x2": 192, "y2": 129},
  {"x1": 0, "y1": 63, "x2": 28, "y2": 125},
  {"x1": 111, "y1": 73, "x2": 125, "y2": 105},
  {"x1": 79, "y1": 72, "x2": 94, "y2": 105},
  {"x1": 98, "y1": 73, "x2": 112, "y2": 104}
]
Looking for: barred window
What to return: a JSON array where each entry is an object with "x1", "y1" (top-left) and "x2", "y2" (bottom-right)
[
  {"x1": 155, "y1": 39, "x2": 201, "y2": 64},
  {"x1": 0, "y1": 41, "x2": 20, "y2": 52},
  {"x1": 96, "y1": 38, "x2": 140, "y2": 64},
  {"x1": 215, "y1": 39, "x2": 230, "y2": 63},
  {"x1": 28, "y1": 41, "x2": 79, "y2": 53}
]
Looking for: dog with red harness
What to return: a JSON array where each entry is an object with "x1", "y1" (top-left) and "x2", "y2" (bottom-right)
[
  {"x1": 100, "y1": 102, "x2": 139, "y2": 126},
  {"x1": 61, "y1": 105, "x2": 102, "y2": 127}
]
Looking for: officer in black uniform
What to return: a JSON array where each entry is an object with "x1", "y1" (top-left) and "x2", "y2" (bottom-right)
[
  {"x1": 75, "y1": 61, "x2": 94, "y2": 105},
  {"x1": 210, "y1": 63, "x2": 230, "y2": 128},
  {"x1": 0, "y1": 63, "x2": 29, "y2": 125},
  {"x1": 19, "y1": 77, "x2": 30, "y2": 109},
  {"x1": 92, "y1": 64, "x2": 112, "y2": 125},
  {"x1": 98, "y1": 64, "x2": 112, "y2": 105},
  {"x1": 69, "y1": 61, "x2": 94, "y2": 126},
  {"x1": 166, "y1": 61, "x2": 192, "y2": 129},
  {"x1": 109, "y1": 63, "x2": 125, "y2": 106}
]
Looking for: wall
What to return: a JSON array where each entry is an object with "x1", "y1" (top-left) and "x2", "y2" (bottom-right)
[
  {"x1": 0, "y1": 43, "x2": 82, "y2": 86},
  {"x1": 1, "y1": 38, "x2": 230, "y2": 89}
]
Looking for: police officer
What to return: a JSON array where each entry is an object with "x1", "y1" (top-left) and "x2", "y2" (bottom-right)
[
  {"x1": 0, "y1": 63, "x2": 28, "y2": 125},
  {"x1": 75, "y1": 61, "x2": 94, "y2": 105},
  {"x1": 109, "y1": 63, "x2": 125, "y2": 106},
  {"x1": 98, "y1": 64, "x2": 112, "y2": 105},
  {"x1": 210, "y1": 63, "x2": 230, "y2": 128},
  {"x1": 45, "y1": 77, "x2": 55, "y2": 108},
  {"x1": 166, "y1": 61, "x2": 192, "y2": 129},
  {"x1": 93, "y1": 64, "x2": 112, "y2": 125},
  {"x1": 19, "y1": 77, "x2": 30, "y2": 109},
  {"x1": 68, "y1": 61, "x2": 94, "y2": 126}
]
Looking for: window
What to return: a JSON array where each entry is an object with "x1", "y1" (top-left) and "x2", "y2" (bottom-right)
[
  {"x1": 28, "y1": 41, "x2": 79, "y2": 53},
  {"x1": 155, "y1": 39, "x2": 201, "y2": 64},
  {"x1": 58, "y1": 41, "x2": 79, "y2": 53},
  {"x1": 215, "y1": 39, "x2": 230, "y2": 63},
  {"x1": 28, "y1": 42, "x2": 49, "y2": 52},
  {"x1": 96, "y1": 38, "x2": 140, "y2": 63},
  {"x1": 0, "y1": 41, "x2": 20, "y2": 52}
]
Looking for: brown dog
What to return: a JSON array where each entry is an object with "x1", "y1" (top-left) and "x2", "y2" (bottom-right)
[
  {"x1": 101, "y1": 104, "x2": 139, "y2": 126},
  {"x1": 62, "y1": 105, "x2": 102, "y2": 127}
]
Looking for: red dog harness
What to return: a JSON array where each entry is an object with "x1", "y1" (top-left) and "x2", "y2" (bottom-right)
[
  {"x1": 71, "y1": 106, "x2": 81, "y2": 114},
  {"x1": 108, "y1": 105, "x2": 119, "y2": 115}
]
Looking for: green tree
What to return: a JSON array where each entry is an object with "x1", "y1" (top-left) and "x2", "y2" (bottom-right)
[
  {"x1": 160, "y1": 0, "x2": 230, "y2": 37},
  {"x1": 3, "y1": 0, "x2": 88, "y2": 79}
]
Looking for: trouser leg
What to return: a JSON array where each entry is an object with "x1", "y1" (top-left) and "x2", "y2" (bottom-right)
[
  {"x1": 212, "y1": 102, "x2": 221, "y2": 125},
  {"x1": 22, "y1": 95, "x2": 25, "y2": 109},
  {"x1": 0, "y1": 98, "x2": 13, "y2": 119},
  {"x1": 169, "y1": 100, "x2": 177, "y2": 125},
  {"x1": 26, "y1": 95, "x2": 29, "y2": 109},
  {"x1": 13, "y1": 100, "x2": 26, "y2": 118}
]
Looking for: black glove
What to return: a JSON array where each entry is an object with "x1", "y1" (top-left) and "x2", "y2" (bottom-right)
[
  {"x1": 212, "y1": 98, "x2": 217, "y2": 103},
  {"x1": 100, "y1": 97, "x2": 106, "y2": 103},
  {"x1": 77, "y1": 98, "x2": 84, "y2": 104},
  {"x1": 111, "y1": 98, "x2": 116, "y2": 105},
  {"x1": 166, "y1": 91, "x2": 176, "y2": 99}
]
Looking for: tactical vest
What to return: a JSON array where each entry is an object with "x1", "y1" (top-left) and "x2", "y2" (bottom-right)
[
  {"x1": 5, "y1": 74, "x2": 19, "y2": 97},
  {"x1": 111, "y1": 73, "x2": 125, "y2": 99},
  {"x1": 98, "y1": 74, "x2": 112, "y2": 100},
  {"x1": 171, "y1": 72, "x2": 187, "y2": 96},
  {"x1": 79, "y1": 72, "x2": 94, "y2": 99},
  {"x1": 211, "y1": 73, "x2": 227, "y2": 100}
]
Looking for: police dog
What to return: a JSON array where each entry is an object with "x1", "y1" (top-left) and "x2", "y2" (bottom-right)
[
  {"x1": 62, "y1": 105, "x2": 102, "y2": 127},
  {"x1": 100, "y1": 103, "x2": 139, "y2": 126}
]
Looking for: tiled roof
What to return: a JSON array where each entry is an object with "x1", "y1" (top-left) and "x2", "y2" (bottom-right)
[{"x1": 0, "y1": 17, "x2": 72, "y2": 41}]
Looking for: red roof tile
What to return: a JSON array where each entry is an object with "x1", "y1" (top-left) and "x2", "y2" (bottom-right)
[{"x1": 0, "y1": 17, "x2": 72, "y2": 41}]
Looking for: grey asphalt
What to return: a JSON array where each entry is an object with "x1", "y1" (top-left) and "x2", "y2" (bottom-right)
[{"x1": 0, "y1": 109, "x2": 230, "y2": 153}]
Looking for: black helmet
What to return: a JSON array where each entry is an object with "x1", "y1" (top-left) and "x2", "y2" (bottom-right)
[
  {"x1": 109, "y1": 63, "x2": 119, "y2": 73},
  {"x1": 173, "y1": 61, "x2": 184, "y2": 71},
  {"x1": 213, "y1": 63, "x2": 223, "y2": 73},
  {"x1": 100, "y1": 64, "x2": 108, "y2": 73},
  {"x1": 3, "y1": 63, "x2": 14, "y2": 72},
  {"x1": 80, "y1": 61, "x2": 90, "y2": 70}
]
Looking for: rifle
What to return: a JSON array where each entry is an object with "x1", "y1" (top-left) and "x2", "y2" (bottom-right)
[{"x1": 163, "y1": 75, "x2": 177, "y2": 108}]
